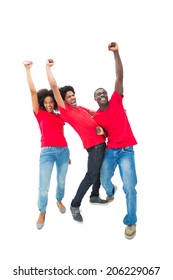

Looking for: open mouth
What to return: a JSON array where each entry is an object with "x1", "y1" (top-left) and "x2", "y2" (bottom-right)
[
  {"x1": 71, "y1": 100, "x2": 76, "y2": 106},
  {"x1": 100, "y1": 97, "x2": 106, "y2": 101}
]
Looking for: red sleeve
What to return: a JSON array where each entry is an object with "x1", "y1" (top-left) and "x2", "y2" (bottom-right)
[{"x1": 78, "y1": 106, "x2": 90, "y2": 113}]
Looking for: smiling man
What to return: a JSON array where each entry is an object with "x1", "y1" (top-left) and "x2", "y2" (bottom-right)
[
  {"x1": 93, "y1": 42, "x2": 138, "y2": 239},
  {"x1": 46, "y1": 60, "x2": 108, "y2": 223}
]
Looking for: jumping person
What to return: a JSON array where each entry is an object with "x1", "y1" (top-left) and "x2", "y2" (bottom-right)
[
  {"x1": 93, "y1": 42, "x2": 138, "y2": 239},
  {"x1": 46, "y1": 59, "x2": 107, "y2": 223},
  {"x1": 24, "y1": 61, "x2": 70, "y2": 230}
]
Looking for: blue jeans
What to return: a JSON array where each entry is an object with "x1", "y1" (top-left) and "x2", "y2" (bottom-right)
[
  {"x1": 100, "y1": 146, "x2": 137, "y2": 226},
  {"x1": 38, "y1": 146, "x2": 70, "y2": 212},
  {"x1": 71, "y1": 143, "x2": 106, "y2": 207}
]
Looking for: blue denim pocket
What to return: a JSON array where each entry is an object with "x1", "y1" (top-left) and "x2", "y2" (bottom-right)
[
  {"x1": 40, "y1": 146, "x2": 52, "y2": 155},
  {"x1": 123, "y1": 146, "x2": 134, "y2": 152}
]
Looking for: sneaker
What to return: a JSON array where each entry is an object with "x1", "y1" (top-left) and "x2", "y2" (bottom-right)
[
  {"x1": 125, "y1": 224, "x2": 136, "y2": 239},
  {"x1": 89, "y1": 196, "x2": 108, "y2": 204},
  {"x1": 106, "y1": 195, "x2": 114, "y2": 202},
  {"x1": 70, "y1": 206, "x2": 83, "y2": 222},
  {"x1": 106, "y1": 185, "x2": 118, "y2": 202}
]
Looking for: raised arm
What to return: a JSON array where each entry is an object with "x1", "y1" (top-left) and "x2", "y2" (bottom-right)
[
  {"x1": 108, "y1": 42, "x2": 123, "y2": 96},
  {"x1": 23, "y1": 61, "x2": 39, "y2": 113},
  {"x1": 46, "y1": 59, "x2": 65, "y2": 108}
]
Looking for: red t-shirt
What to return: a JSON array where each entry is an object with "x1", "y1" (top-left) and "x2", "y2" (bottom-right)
[
  {"x1": 93, "y1": 91, "x2": 137, "y2": 148},
  {"x1": 58, "y1": 104, "x2": 105, "y2": 149},
  {"x1": 34, "y1": 108, "x2": 68, "y2": 148}
]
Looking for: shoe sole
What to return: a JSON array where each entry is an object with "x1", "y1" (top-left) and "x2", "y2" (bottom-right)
[
  {"x1": 90, "y1": 201, "x2": 108, "y2": 205},
  {"x1": 90, "y1": 197, "x2": 108, "y2": 204},
  {"x1": 106, "y1": 196, "x2": 114, "y2": 202},
  {"x1": 72, "y1": 218, "x2": 83, "y2": 223},
  {"x1": 71, "y1": 215, "x2": 83, "y2": 223},
  {"x1": 125, "y1": 231, "x2": 136, "y2": 239}
]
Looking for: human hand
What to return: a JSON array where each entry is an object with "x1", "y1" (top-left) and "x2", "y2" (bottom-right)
[
  {"x1": 46, "y1": 59, "x2": 54, "y2": 67},
  {"x1": 108, "y1": 42, "x2": 119, "y2": 52},
  {"x1": 96, "y1": 126, "x2": 104, "y2": 135},
  {"x1": 23, "y1": 60, "x2": 32, "y2": 68}
]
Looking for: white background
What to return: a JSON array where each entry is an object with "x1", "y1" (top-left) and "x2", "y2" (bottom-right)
[{"x1": 0, "y1": 0, "x2": 172, "y2": 279}]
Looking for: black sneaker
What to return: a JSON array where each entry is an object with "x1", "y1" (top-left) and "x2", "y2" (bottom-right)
[
  {"x1": 70, "y1": 206, "x2": 83, "y2": 222},
  {"x1": 89, "y1": 196, "x2": 108, "y2": 204}
]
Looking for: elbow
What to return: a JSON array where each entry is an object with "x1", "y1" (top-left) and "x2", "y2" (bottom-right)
[{"x1": 31, "y1": 89, "x2": 36, "y2": 96}]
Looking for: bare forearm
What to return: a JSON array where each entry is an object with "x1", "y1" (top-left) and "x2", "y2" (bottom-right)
[
  {"x1": 46, "y1": 64, "x2": 65, "y2": 108},
  {"x1": 114, "y1": 50, "x2": 123, "y2": 95},
  {"x1": 26, "y1": 68, "x2": 36, "y2": 95},
  {"x1": 114, "y1": 50, "x2": 123, "y2": 80},
  {"x1": 46, "y1": 65, "x2": 58, "y2": 90},
  {"x1": 23, "y1": 61, "x2": 39, "y2": 113}
]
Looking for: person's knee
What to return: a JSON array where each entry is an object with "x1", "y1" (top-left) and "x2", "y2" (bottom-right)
[
  {"x1": 39, "y1": 189, "x2": 48, "y2": 197},
  {"x1": 100, "y1": 173, "x2": 109, "y2": 187},
  {"x1": 86, "y1": 173, "x2": 98, "y2": 184}
]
